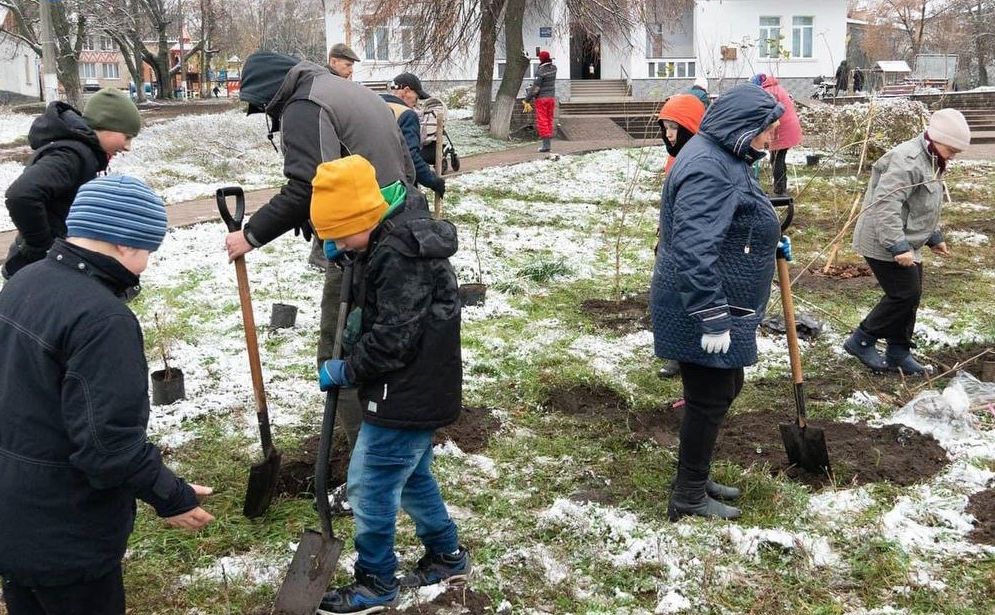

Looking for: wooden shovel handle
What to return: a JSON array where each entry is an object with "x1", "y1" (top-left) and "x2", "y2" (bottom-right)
[
  {"x1": 234, "y1": 255, "x2": 274, "y2": 455},
  {"x1": 776, "y1": 256, "x2": 808, "y2": 425},
  {"x1": 433, "y1": 115, "x2": 445, "y2": 219}
]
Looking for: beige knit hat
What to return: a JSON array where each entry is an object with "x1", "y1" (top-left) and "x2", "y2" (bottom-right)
[{"x1": 927, "y1": 109, "x2": 971, "y2": 150}]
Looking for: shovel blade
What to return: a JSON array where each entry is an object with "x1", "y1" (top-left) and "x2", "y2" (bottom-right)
[
  {"x1": 272, "y1": 529, "x2": 344, "y2": 615},
  {"x1": 779, "y1": 422, "x2": 832, "y2": 475},
  {"x1": 243, "y1": 449, "x2": 282, "y2": 519}
]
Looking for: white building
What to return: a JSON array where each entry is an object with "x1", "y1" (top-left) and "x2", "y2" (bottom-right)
[
  {"x1": 0, "y1": 8, "x2": 40, "y2": 103},
  {"x1": 325, "y1": 0, "x2": 847, "y2": 100}
]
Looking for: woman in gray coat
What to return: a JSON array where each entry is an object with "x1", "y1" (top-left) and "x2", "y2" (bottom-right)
[{"x1": 845, "y1": 109, "x2": 971, "y2": 375}]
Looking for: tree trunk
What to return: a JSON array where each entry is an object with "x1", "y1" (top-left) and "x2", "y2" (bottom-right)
[
  {"x1": 473, "y1": 0, "x2": 502, "y2": 125},
  {"x1": 51, "y1": 2, "x2": 82, "y2": 107},
  {"x1": 156, "y1": 27, "x2": 174, "y2": 99},
  {"x1": 489, "y1": 0, "x2": 528, "y2": 140}
]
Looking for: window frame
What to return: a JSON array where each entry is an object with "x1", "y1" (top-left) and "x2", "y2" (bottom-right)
[
  {"x1": 78, "y1": 62, "x2": 97, "y2": 79},
  {"x1": 101, "y1": 62, "x2": 120, "y2": 79},
  {"x1": 791, "y1": 16, "x2": 814, "y2": 59},
  {"x1": 363, "y1": 24, "x2": 389, "y2": 61},
  {"x1": 758, "y1": 16, "x2": 782, "y2": 59}
]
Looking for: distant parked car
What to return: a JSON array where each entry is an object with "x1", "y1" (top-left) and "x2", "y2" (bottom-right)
[{"x1": 83, "y1": 79, "x2": 101, "y2": 93}]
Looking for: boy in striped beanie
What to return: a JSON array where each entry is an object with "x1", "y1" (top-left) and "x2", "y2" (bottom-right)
[{"x1": 0, "y1": 175, "x2": 214, "y2": 615}]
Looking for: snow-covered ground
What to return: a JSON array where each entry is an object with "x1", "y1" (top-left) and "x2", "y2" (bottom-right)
[{"x1": 0, "y1": 110, "x2": 33, "y2": 145}]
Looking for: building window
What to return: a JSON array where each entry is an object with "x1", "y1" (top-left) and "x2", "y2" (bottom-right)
[
  {"x1": 24, "y1": 55, "x2": 33, "y2": 84},
  {"x1": 647, "y1": 60, "x2": 695, "y2": 79},
  {"x1": 758, "y1": 16, "x2": 781, "y2": 58},
  {"x1": 399, "y1": 16, "x2": 422, "y2": 60},
  {"x1": 82, "y1": 36, "x2": 95, "y2": 51},
  {"x1": 99, "y1": 36, "x2": 115, "y2": 51},
  {"x1": 101, "y1": 63, "x2": 119, "y2": 79},
  {"x1": 78, "y1": 63, "x2": 97, "y2": 79},
  {"x1": 496, "y1": 62, "x2": 538, "y2": 80},
  {"x1": 364, "y1": 25, "x2": 389, "y2": 61},
  {"x1": 646, "y1": 24, "x2": 664, "y2": 58},
  {"x1": 792, "y1": 16, "x2": 814, "y2": 58}
]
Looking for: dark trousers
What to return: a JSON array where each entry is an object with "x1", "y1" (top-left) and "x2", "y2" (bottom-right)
[
  {"x1": 771, "y1": 148, "x2": 789, "y2": 195},
  {"x1": 677, "y1": 363, "x2": 744, "y2": 481},
  {"x1": 318, "y1": 263, "x2": 364, "y2": 450},
  {"x1": 860, "y1": 257, "x2": 923, "y2": 349},
  {"x1": 2, "y1": 566, "x2": 125, "y2": 615}
]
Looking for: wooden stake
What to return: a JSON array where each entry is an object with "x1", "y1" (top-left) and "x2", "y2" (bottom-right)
[
  {"x1": 823, "y1": 102, "x2": 875, "y2": 272},
  {"x1": 433, "y1": 115, "x2": 445, "y2": 219}
]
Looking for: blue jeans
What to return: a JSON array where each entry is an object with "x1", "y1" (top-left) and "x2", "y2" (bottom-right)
[{"x1": 347, "y1": 422, "x2": 459, "y2": 579}]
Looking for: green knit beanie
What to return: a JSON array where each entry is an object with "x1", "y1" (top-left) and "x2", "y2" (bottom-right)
[{"x1": 83, "y1": 88, "x2": 141, "y2": 138}]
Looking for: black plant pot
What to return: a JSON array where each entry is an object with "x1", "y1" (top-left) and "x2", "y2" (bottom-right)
[
  {"x1": 459, "y1": 283, "x2": 487, "y2": 307},
  {"x1": 806, "y1": 154, "x2": 822, "y2": 167},
  {"x1": 270, "y1": 302, "x2": 298, "y2": 328},
  {"x1": 151, "y1": 368, "x2": 185, "y2": 405}
]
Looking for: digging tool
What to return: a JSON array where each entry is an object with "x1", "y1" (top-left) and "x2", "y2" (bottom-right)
[
  {"x1": 770, "y1": 196, "x2": 832, "y2": 475},
  {"x1": 271, "y1": 254, "x2": 353, "y2": 614},
  {"x1": 217, "y1": 186, "x2": 282, "y2": 519},
  {"x1": 434, "y1": 114, "x2": 445, "y2": 219}
]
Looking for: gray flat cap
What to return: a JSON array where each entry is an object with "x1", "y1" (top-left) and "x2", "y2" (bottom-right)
[{"x1": 329, "y1": 43, "x2": 360, "y2": 62}]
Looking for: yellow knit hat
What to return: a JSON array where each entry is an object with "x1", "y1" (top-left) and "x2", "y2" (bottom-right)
[{"x1": 310, "y1": 155, "x2": 388, "y2": 240}]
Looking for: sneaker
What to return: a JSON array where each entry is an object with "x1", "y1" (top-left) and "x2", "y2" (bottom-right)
[
  {"x1": 327, "y1": 482, "x2": 353, "y2": 517},
  {"x1": 399, "y1": 546, "x2": 471, "y2": 588},
  {"x1": 317, "y1": 571, "x2": 399, "y2": 614}
]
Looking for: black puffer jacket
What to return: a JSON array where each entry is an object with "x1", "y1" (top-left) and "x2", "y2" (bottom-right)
[
  {"x1": 346, "y1": 190, "x2": 462, "y2": 430},
  {"x1": 2, "y1": 102, "x2": 107, "y2": 279},
  {"x1": 0, "y1": 241, "x2": 197, "y2": 587}
]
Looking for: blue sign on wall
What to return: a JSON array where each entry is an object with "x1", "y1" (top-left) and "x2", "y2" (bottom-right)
[{"x1": 539, "y1": 27, "x2": 552, "y2": 38}]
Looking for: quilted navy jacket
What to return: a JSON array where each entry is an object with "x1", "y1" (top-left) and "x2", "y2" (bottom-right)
[{"x1": 651, "y1": 84, "x2": 784, "y2": 368}]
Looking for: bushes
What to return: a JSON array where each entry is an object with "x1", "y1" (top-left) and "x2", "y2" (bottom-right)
[
  {"x1": 441, "y1": 86, "x2": 475, "y2": 110},
  {"x1": 799, "y1": 99, "x2": 929, "y2": 161}
]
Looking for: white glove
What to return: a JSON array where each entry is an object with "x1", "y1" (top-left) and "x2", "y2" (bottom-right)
[{"x1": 701, "y1": 331, "x2": 731, "y2": 354}]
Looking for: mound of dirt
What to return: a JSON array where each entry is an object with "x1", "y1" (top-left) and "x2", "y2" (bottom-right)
[
  {"x1": 274, "y1": 406, "x2": 501, "y2": 498},
  {"x1": 544, "y1": 383, "x2": 629, "y2": 420},
  {"x1": 925, "y1": 342, "x2": 994, "y2": 379},
  {"x1": 794, "y1": 263, "x2": 878, "y2": 292},
  {"x1": 390, "y1": 586, "x2": 493, "y2": 614},
  {"x1": 580, "y1": 292, "x2": 651, "y2": 334},
  {"x1": 967, "y1": 487, "x2": 995, "y2": 545}
]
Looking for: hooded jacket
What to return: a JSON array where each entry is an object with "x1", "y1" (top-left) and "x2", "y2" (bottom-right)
[
  {"x1": 525, "y1": 62, "x2": 557, "y2": 102},
  {"x1": 651, "y1": 84, "x2": 784, "y2": 369},
  {"x1": 758, "y1": 75, "x2": 802, "y2": 151},
  {"x1": 0, "y1": 240, "x2": 198, "y2": 586},
  {"x1": 658, "y1": 94, "x2": 706, "y2": 173},
  {"x1": 346, "y1": 188, "x2": 462, "y2": 430},
  {"x1": 238, "y1": 54, "x2": 416, "y2": 247},
  {"x1": 2, "y1": 102, "x2": 108, "y2": 279},
  {"x1": 380, "y1": 93, "x2": 444, "y2": 195}
]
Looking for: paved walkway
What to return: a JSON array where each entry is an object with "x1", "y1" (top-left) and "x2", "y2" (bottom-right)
[{"x1": 0, "y1": 138, "x2": 652, "y2": 262}]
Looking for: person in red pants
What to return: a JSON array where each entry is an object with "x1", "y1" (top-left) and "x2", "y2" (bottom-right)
[{"x1": 523, "y1": 50, "x2": 557, "y2": 152}]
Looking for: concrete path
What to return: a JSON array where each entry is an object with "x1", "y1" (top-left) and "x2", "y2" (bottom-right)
[{"x1": 0, "y1": 138, "x2": 652, "y2": 263}]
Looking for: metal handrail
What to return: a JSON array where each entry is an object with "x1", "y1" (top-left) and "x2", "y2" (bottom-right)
[{"x1": 621, "y1": 64, "x2": 631, "y2": 96}]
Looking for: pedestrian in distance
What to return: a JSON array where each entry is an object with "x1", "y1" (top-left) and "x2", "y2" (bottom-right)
[
  {"x1": 0, "y1": 175, "x2": 214, "y2": 615},
  {"x1": 655, "y1": 92, "x2": 707, "y2": 379},
  {"x1": 845, "y1": 109, "x2": 972, "y2": 376},
  {"x1": 3, "y1": 88, "x2": 141, "y2": 279},
  {"x1": 651, "y1": 83, "x2": 785, "y2": 521},
  {"x1": 853, "y1": 67, "x2": 865, "y2": 93},
  {"x1": 382, "y1": 73, "x2": 446, "y2": 198},
  {"x1": 751, "y1": 73, "x2": 803, "y2": 196},
  {"x1": 523, "y1": 50, "x2": 557, "y2": 152},
  {"x1": 228, "y1": 51, "x2": 415, "y2": 515},
  {"x1": 311, "y1": 155, "x2": 469, "y2": 613},
  {"x1": 835, "y1": 60, "x2": 849, "y2": 96}
]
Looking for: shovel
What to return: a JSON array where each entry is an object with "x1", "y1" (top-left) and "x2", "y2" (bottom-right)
[
  {"x1": 271, "y1": 254, "x2": 353, "y2": 614},
  {"x1": 217, "y1": 186, "x2": 282, "y2": 519},
  {"x1": 770, "y1": 196, "x2": 832, "y2": 475}
]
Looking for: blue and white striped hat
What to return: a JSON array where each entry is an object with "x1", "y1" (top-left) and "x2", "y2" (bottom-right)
[{"x1": 66, "y1": 175, "x2": 168, "y2": 252}]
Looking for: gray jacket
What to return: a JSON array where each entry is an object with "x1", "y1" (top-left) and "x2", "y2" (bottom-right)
[
  {"x1": 852, "y1": 135, "x2": 944, "y2": 263},
  {"x1": 525, "y1": 62, "x2": 557, "y2": 102}
]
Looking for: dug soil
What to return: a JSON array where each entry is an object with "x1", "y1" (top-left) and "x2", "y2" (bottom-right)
[
  {"x1": 390, "y1": 586, "x2": 493, "y2": 614},
  {"x1": 925, "y1": 342, "x2": 994, "y2": 379},
  {"x1": 580, "y1": 292, "x2": 651, "y2": 334},
  {"x1": 274, "y1": 406, "x2": 501, "y2": 498},
  {"x1": 967, "y1": 487, "x2": 995, "y2": 545},
  {"x1": 545, "y1": 384, "x2": 949, "y2": 489},
  {"x1": 792, "y1": 263, "x2": 878, "y2": 293}
]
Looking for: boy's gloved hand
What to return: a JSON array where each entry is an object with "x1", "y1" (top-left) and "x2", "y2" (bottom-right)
[
  {"x1": 323, "y1": 240, "x2": 342, "y2": 262},
  {"x1": 777, "y1": 235, "x2": 792, "y2": 261},
  {"x1": 701, "y1": 331, "x2": 731, "y2": 354},
  {"x1": 318, "y1": 359, "x2": 353, "y2": 391}
]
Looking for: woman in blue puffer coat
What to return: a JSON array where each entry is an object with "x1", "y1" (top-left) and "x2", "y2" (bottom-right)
[{"x1": 651, "y1": 83, "x2": 784, "y2": 521}]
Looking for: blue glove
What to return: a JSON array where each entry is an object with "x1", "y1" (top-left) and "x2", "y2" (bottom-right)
[
  {"x1": 777, "y1": 235, "x2": 792, "y2": 261},
  {"x1": 323, "y1": 240, "x2": 342, "y2": 262},
  {"x1": 318, "y1": 359, "x2": 353, "y2": 391}
]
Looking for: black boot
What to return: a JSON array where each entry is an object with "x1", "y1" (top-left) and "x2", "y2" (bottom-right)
[
  {"x1": 657, "y1": 359, "x2": 680, "y2": 379},
  {"x1": 705, "y1": 479, "x2": 741, "y2": 501},
  {"x1": 843, "y1": 328, "x2": 887, "y2": 371},
  {"x1": 668, "y1": 477, "x2": 741, "y2": 521},
  {"x1": 885, "y1": 345, "x2": 932, "y2": 376}
]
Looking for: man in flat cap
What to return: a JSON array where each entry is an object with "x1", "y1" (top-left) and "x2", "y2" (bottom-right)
[{"x1": 328, "y1": 43, "x2": 359, "y2": 80}]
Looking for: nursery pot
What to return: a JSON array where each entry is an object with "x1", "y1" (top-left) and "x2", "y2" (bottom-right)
[
  {"x1": 270, "y1": 302, "x2": 298, "y2": 329},
  {"x1": 806, "y1": 154, "x2": 822, "y2": 167},
  {"x1": 458, "y1": 283, "x2": 487, "y2": 308},
  {"x1": 151, "y1": 368, "x2": 186, "y2": 406},
  {"x1": 982, "y1": 359, "x2": 995, "y2": 383}
]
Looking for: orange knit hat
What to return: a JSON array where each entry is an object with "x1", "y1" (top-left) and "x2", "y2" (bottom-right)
[
  {"x1": 658, "y1": 94, "x2": 706, "y2": 134},
  {"x1": 310, "y1": 155, "x2": 388, "y2": 240}
]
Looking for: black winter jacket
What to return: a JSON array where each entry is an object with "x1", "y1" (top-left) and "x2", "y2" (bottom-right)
[
  {"x1": 381, "y1": 94, "x2": 444, "y2": 195},
  {"x1": 346, "y1": 191, "x2": 462, "y2": 430},
  {"x1": 2, "y1": 102, "x2": 108, "y2": 279},
  {"x1": 0, "y1": 241, "x2": 198, "y2": 587},
  {"x1": 525, "y1": 62, "x2": 557, "y2": 101}
]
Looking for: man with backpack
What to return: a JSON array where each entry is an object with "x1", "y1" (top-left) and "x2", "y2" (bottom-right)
[{"x1": 381, "y1": 72, "x2": 446, "y2": 198}]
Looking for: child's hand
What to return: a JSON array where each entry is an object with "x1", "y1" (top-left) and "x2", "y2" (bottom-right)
[
  {"x1": 191, "y1": 483, "x2": 213, "y2": 503},
  {"x1": 318, "y1": 359, "x2": 353, "y2": 391}
]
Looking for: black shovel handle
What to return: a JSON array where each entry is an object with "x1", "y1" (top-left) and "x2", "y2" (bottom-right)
[
  {"x1": 217, "y1": 186, "x2": 246, "y2": 232},
  {"x1": 769, "y1": 195, "x2": 794, "y2": 232},
  {"x1": 315, "y1": 260, "x2": 354, "y2": 539}
]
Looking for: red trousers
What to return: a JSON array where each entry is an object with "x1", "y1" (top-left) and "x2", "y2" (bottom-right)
[{"x1": 534, "y1": 97, "x2": 555, "y2": 139}]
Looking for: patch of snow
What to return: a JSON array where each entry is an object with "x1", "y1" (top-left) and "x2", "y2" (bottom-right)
[
  {"x1": 179, "y1": 553, "x2": 284, "y2": 587},
  {"x1": 945, "y1": 229, "x2": 989, "y2": 246},
  {"x1": 725, "y1": 526, "x2": 839, "y2": 567},
  {"x1": 567, "y1": 330, "x2": 654, "y2": 377},
  {"x1": 808, "y1": 487, "x2": 874, "y2": 523},
  {"x1": 654, "y1": 589, "x2": 691, "y2": 613},
  {"x1": 0, "y1": 111, "x2": 34, "y2": 145}
]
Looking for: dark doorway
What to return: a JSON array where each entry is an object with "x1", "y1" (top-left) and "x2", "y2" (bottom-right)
[{"x1": 570, "y1": 25, "x2": 601, "y2": 79}]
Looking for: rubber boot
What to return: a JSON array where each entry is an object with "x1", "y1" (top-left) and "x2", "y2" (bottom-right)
[
  {"x1": 843, "y1": 328, "x2": 887, "y2": 372},
  {"x1": 657, "y1": 359, "x2": 680, "y2": 379},
  {"x1": 669, "y1": 474, "x2": 741, "y2": 501},
  {"x1": 538, "y1": 138, "x2": 551, "y2": 153},
  {"x1": 885, "y1": 345, "x2": 931, "y2": 376},
  {"x1": 668, "y1": 478, "x2": 741, "y2": 521}
]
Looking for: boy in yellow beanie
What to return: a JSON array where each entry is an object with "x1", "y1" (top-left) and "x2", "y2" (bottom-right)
[{"x1": 311, "y1": 155, "x2": 469, "y2": 613}]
